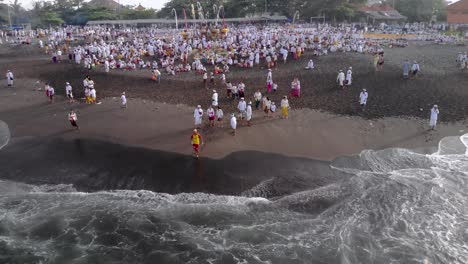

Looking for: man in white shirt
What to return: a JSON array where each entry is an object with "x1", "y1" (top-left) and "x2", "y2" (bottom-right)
[
  {"x1": 411, "y1": 61, "x2": 420, "y2": 78},
  {"x1": 194, "y1": 105, "x2": 203, "y2": 128},
  {"x1": 429, "y1": 105, "x2": 439, "y2": 130},
  {"x1": 254, "y1": 90, "x2": 262, "y2": 110},
  {"x1": 359, "y1": 89, "x2": 368, "y2": 109},
  {"x1": 6, "y1": 70, "x2": 14, "y2": 87},
  {"x1": 237, "y1": 97, "x2": 247, "y2": 120},
  {"x1": 65, "y1": 82, "x2": 74, "y2": 103},
  {"x1": 212, "y1": 90, "x2": 218, "y2": 107},
  {"x1": 346, "y1": 67, "x2": 353, "y2": 86},
  {"x1": 230, "y1": 113, "x2": 237, "y2": 135},
  {"x1": 121, "y1": 92, "x2": 127, "y2": 109},
  {"x1": 336, "y1": 70, "x2": 345, "y2": 89},
  {"x1": 246, "y1": 101, "x2": 253, "y2": 126}
]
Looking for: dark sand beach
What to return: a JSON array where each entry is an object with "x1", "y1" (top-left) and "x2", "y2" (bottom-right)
[{"x1": 1, "y1": 39, "x2": 468, "y2": 264}]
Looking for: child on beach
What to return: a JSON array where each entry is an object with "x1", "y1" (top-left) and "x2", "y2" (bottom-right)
[{"x1": 68, "y1": 110, "x2": 79, "y2": 130}]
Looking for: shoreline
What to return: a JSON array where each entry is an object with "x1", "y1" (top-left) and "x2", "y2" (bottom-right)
[{"x1": 0, "y1": 86, "x2": 467, "y2": 161}]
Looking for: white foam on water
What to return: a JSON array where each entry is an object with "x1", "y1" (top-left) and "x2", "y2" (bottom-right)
[
  {"x1": 0, "y1": 120, "x2": 10, "y2": 150},
  {"x1": 1, "y1": 135, "x2": 468, "y2": 263}
]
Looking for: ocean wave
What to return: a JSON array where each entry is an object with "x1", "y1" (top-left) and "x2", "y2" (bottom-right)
[{"x1": 0, "y1": 135, "x2": 467, "y2": 263}]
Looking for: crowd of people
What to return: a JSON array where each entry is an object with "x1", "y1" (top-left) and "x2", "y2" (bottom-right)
[{"x1": 2, "y1": 22, "x2": 463, "y2": 158}]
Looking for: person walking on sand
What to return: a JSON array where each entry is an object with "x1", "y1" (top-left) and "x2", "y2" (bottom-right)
[
  {"x1": 212, "y1": 89, "x2": 218, "y2": 107},
  {"x1": 411, "y1": 61, "x2": 420, "y2": 79},
  {"x1": 291, "y1": 77, "x2": 301, "y2": 97},
  {"x1": 377, "y1": 54, "x2": 385, "y2": 71},
  {"x1": 337, "y1": 70, "x2": 345, "y2": 89},
  {"x1": 281, "y1": 96, "x2": 290, "y2": 119},
  {"x1": 429, "y1": 105, "x2": 439, "y2": 130},
  {"x1": 237, "y1": 97, "x2": 247, "y2": 120},
  {"x1": 346, "y1": 67, "x2": 353, "y2": 86},
  {"x1": 246, "y1": 101, "x2": 253, "y2": 126},
  {"x1": 230, "y1": 114, "x2": 237, "y2": 135},
  {"x1": 266, "y1": 69, "x2": 273, "y2": 93},
  {"x1": 402, "y1": 59, "x2": 410, "y2": 79},
  {"x1": 194, "y1": 105, "x2": 203, "y2": 128},
  {"x1": 65, "y1": 82, "x2": 74, "y2": 103},
  {"x1": 216, "y1": 106, "x2": 224, "y2": 127},
  {"x1": 254, "y1": 90, "x2": 262, "y2": 110},
  {"x1": 152, "y1": 68, "x2": 161, "y2": 83},
  {"x1": 89, "y1": 87, "x2": 97, "y2": 104},
  {"x1": 373, "y1": 54, "x2": 379, "y2": 70},
  {"x1": 46, "y1": 85, "x2": 55, "y2": 103},
  {"x1": 68, "y1": 110, "x2": 79, "y2": 130},
  {"x1": 207, "y1": 105, "x2": 216, "y2": 127},
  {"x1": 191, "y1": 129, "x2": 203, "y2": 158},
  {"x1": 121, "y1": 92, "x2": 127, "y2": 109},
  {"x1": 203, "y1": 71, "x2": 208, "y2": 88},
  {"x1": 359, "y1": 89, "x2": 368, "y2": 109},
  {"x1": 6, "y1": 70, "x2": 14, "y2": 87}
]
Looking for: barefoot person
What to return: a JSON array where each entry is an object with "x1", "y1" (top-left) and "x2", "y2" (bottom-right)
[
  {"x1": 291, "y1": 77, "x2": 301, "y2": 97},
  {"x1": 230, "y1": 114, "x2": 237, "y2": 135},
  {"x1": 336, "y1": 70, "x2": 345, "y2": 89},
  {"x1": 191, "y1": 129, "x2": 203, "y2": 158},
  {"x1": 121, "y1": 92, "x2": 127, "y2": 109},
  {"x1": 68, "y1": 110, "x2": 79, "y2": 130},
  {"x1": 281, "y1": 96, "x2": 290, "y2": 119},
  {"x1": 216, "y1": 106, "x2": 224, "y2": 127},
  {"x1": 246, "y1": 101, "x2": 253, "y2": 126},
  {"x1": 207, "y1": 105, "x2": 216, "y2": 127},
  {"x1": 65, "y1": 82, "x2": 74, "y2": 103},
  {"x1": 46, "y1": 85, "x2": 55, "y2": 103},
  {"x1": 429, "y1": 105, "x2": 439, "y2": 130},
  {"x1": 359, "y1": 89, "x2": 368, "y2": 109},
  {"x1": 6, "y1": 70, "x2": 14, "y2": 87},
  {"x1": 194, "y1": 105, "x2": 203, "y2": 128}
]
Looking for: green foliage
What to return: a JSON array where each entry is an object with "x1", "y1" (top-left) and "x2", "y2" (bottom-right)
[{"x1": 389, "y1": 0, "x2": 447, "y2": 22}]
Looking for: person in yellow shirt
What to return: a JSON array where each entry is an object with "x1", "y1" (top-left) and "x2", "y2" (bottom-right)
[{"x1": 191, "y1": 129, "x2": 203, "y2": 158}]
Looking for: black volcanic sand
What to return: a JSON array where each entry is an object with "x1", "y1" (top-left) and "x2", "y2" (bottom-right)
[
  {"x1": 0, "y1": 42, "x2": 467, "y2": 121},
  {"x1": 0, "y1": 137, "x2": 349, "y2": 197}
]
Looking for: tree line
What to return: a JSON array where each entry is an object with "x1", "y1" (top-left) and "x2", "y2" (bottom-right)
[{"x1": 0, "y1": 0, "x2": 448, "y2": 28}]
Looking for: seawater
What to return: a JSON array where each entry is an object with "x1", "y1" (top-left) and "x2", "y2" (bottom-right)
[{"x1": 0, "y1": 121, "x2": 467, "y2": 264}]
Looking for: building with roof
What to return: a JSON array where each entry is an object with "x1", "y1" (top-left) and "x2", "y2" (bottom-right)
[
  {"x1": 357, "y1": 3, "x2": 406, "y2": 24},
  {"x1": 447, "y1": 0, "x2": 468, "y2": 24},
  {"x1": 135, "y1": 3, "x2": 146, "y2": 12}
]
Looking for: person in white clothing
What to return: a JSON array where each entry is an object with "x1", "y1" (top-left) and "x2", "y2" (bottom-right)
[
  {"x1": 89, "y1": 87, "x2": 96, "y2": 103},
  {"x1": 336, "y1": 70, "x2": 345, "y2": 89},
  {"x1": 429, "y1": 105, "x2": 439, "y2": 130},
  {"x1": 346, "y1": 67, "x2": 353, "y2": 86},
  {"x1": 207, "y1": 105, "x2": 216, "y2": 127},
  {"x1": 237, "y1": 97, "x2": 247, "y2": 119},
  {"x1": 216, "y1": 106, "x2": 224, "y2": 127},
  {"x1": 411, "y1": 61, "x2": 420, "y2": 78},
  {"x1": 121, "y1": 92, "x2": 127, "y2": 109},
  {"x1": 65, "y1": 82, "x2": 74, "y2": 103},
  {"x1": 68, "y1": 110, "x2": 79, "y2": 130},
  {"x1": 104, "y1": 60, "x2": 110, "y2": 73},
  {"x1": 194, "y1": 105, "x2": 204, "y2": 128},
  {"x1": 6, "y1": 70, "x2": 14, "y2": 87},
  {"x1": 359, "y1": 89, "x2": 368, "y2": 109},
  {"x1": 246, "y1": 101, "x2": 253, "y2": 126},
  {"x1": 305, "y1": 59, "x2": 314, "y2": 70},
  {"x1": 212, "y1": 89, "x2": 218, "y2": 106},
  {"x1": 230, "y1": 114, "x2": 237, "y2": 135}
]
